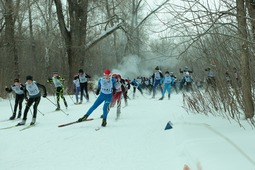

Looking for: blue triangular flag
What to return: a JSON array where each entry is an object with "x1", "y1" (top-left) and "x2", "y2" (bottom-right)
[{"x1": 164, "y1": 121, "x2": 173, "y2": 130}]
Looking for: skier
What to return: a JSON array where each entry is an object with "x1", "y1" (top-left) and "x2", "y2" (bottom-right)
[
  {"x1": 182, "y1": 72, "x2": 193, "y2": 92},
  {"x1": 47, "y1": 71, "x2": 68, "y2": 110},
  {"x1": 78, "y1": 69, "x2": 91, "y2": 103},
  {"x1": 151, "y1": 66, "x2": 164, "y2": 98},
  {"x1": 5, "y1": 78, "x2": 25, "y2": 120},
  {"x1": 110, "y1": 74, "x2": 126, "y2": 119},
  {"x1": 205, "y1": 67, "x2": 216, "y2": 91},
  {"x1": 144, "y1": 77, "x2": 152, "y2": 95},
  {"x1": 179, "y1": 66, "x2": 193, "y2": 90},
  {"x1": 159, "y1": 71, "x2": 175, "y2": 100},
  {"x1": 77, "y1": 69, "x2": 116, "y2": 127},
  {"x1": 73, "y1": 75, "x2": 86, "y2": 104},
  {"x1": 17, "y1": 75, "x2": 47, "y2": 126},
  {"x1": 169, "y1": 72, "x2": 178, "y2": 93},
  {"x1": 123, "y1": 78, "x2": 131, "y2": 106},
  {"x1": 130, "y1": 78, "x2": 143, "y2": 99}
]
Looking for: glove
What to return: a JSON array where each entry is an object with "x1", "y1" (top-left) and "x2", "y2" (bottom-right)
[
  {"x1": 25, "y1": 97, "x2": 28, "y2": 102},
  {"x1": 43, "y1": 93, "x2": 47, "y2": 98},
  {"x1": 112, "y1": 88, "x2": 116, "y2": 95},
  {"x1": 95, "y1": 89, "x2": 100, "y2": 95},
  {"x1": 47, "y1": 78, "x2": 52, "y2": 83}
]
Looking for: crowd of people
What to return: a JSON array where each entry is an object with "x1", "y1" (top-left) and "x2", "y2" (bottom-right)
[{"x1": 4, "y1": 65, "x2": 239, "y2": 127}]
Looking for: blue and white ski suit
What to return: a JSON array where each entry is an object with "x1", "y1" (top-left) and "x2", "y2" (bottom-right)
[
  {"x1": 160, "y1": 75, "x2": 175, "y2": 97},
  {"x1": 85, "y1": 77, "x2": 116, "y2": 119}
]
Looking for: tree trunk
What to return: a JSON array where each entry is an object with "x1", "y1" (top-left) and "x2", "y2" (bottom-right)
[
  {"x1": 53, "y1": 0, "x2": 88, "y2": 92},
  {"x1": 4, "y1": 0, "x2": 19, "y2": 79},
  {"x1": 236, "y1": 0, "x2": 254, "y2": 118}
]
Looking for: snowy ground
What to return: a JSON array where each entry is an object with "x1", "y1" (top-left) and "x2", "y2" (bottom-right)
[{"x1": 1, "y1": 91, "x2": 255, "y2": 170}]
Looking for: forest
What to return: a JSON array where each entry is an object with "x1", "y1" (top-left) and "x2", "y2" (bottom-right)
[{"x1": 1, "y1": 0, "x2": 255, "y2": 124}]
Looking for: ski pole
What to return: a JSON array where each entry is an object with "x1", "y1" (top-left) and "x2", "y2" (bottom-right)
[
  {"x1": 45, "y1": 97, "x2": 69, "y2": 116},
  {"x1": 37, "y1": 109, "x2": 45, "y2": 116},
  {"x1": 66, "y1": 91, "x2": 75, "y2": 104},
  {"x1": 7, "y1": 93, "x2": 14, "y2": 113}
]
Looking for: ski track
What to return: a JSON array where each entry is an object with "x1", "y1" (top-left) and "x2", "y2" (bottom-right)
[{"x1": 0, "y1": 92, "x2": 255, "y2": 170}]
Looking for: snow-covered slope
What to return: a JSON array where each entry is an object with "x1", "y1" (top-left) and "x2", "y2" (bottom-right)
[{"x1": 1, "y1": 92, "x2": 255, "y2": 170}]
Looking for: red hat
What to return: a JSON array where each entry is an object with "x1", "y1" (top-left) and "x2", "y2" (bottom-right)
[
  {"x1": 112, "y1": 73, "x2": 117, "y2": 77},
  {"x1": 104, "y1": 69, "x2": 111, "y2": 75},
  {"x1": 117, "y1": 74, "x2": 121, "y2": 79}
]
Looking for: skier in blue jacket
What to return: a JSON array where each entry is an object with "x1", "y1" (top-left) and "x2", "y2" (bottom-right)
[
  {"x1": 78, "y1": 69, "x2": 116, "y2": 127},
  {"x1": 159, "y1": 71, "x2": 175, "y2": 100},
  {"x1": 130, "y1": 78, "x2": 143, "y2": 99}
]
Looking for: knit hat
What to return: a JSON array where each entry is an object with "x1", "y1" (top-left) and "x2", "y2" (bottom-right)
[
  {"x1": 155, "y1": 66, "x2": 159, "y2": 70},
  {"x1": 104, "y1": 69, "x2": 111, "y2": 75},
  {"x1": 117, "y1": 74, "x2": 121, "y2": 79},
  {"x1": 14, "y1": 78, "x2": 20, "y2": 83},
  {"x1": 26, "y1": 75, "x2": 33, "y2": 81},
  {"x1": 79, "y1": 69, "x2": 84, "y2": 73},
  {"x1": 112, "y1": 73, "x2": 117, "y2": 77}
]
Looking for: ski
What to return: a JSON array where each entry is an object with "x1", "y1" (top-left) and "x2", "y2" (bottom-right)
[
  {"x1": 0, "y1": 125, "x2": 19, "y2": 130},
  {"x1": 20, "y1": 124, "x2": 37, "y2": 131},
  {"x1": 58, "y1": 118, "x2": 94, "y2": 128},
  {"x1": 0, "y1": 123, "x2": 24, "y2": 130}
]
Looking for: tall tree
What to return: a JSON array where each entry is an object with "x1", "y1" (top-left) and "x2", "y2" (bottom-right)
[
  {"x1": 4, "y1": 0, "x2": 18, "y2": 78},
  {"x1": 236, "y1": 0, "x2": 254, "y2": 118},
  {"x1": 54, "y1": 0, "x2": 88, "y2": 90}
]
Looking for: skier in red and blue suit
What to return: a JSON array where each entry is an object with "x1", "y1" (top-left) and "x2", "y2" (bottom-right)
[{"x1": 78, "y1": 69, "x2": 116, "y2": 127}]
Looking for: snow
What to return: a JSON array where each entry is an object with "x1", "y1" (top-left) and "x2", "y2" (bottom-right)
[{"x1": 1, "y1": 92, "x2": 255, "y2": 170}]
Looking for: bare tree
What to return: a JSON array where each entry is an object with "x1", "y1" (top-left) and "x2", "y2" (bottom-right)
[{"x1": 236, "y1": 0, "x2": 254, "y2": 118}]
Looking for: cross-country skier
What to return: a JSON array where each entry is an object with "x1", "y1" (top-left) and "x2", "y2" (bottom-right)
[
  {"x1": 47, "y1": 71, "x2": 68, "y2": 110},
  {"x1": 179, "y1": 66, "x2": 193, "y2": 90},
  {"x1": 77, "y1": 69, "x2": 116, "y2": 127},
  {"x1": 169, "y1": 72, "x2": 178, "y2": 93},
  {"x1": 78, "y1": 69, "x2": 91, "y2": 103},
  {"x1": 5, "y1": 78, "x2": 25, "y2": 120},
  {"x1": 182, "y1": 72, "x2": 193, "y2": 92},
  {"x1": 17, "y1": 75, "x2": 47, "y2": 126},
  {"x1": 159, "y1": 71, "x2": 175, "y2": 100},
  {"x1": 151, "y1": 66, "x2": 164, "y2": 98},
  {"x1": 73, "y1": 75, "x2": 86, "y2": 104},
  {"x1": 130, "y1": 78, "x2": 143, "y2": 99},
  {"x1": 110, "y1": 74, "x2": 126, "y2": 119}
]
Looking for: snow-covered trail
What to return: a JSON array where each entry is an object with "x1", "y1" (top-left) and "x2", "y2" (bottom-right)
[{"x1": 1, "y1": 92, "x2": 255, "y2": 170}]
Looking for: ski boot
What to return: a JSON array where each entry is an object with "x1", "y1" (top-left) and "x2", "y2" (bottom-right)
[
  {"x1": 17, "y1": 119, "x2": 26, "y2": 126},
  {"x1": 30, "y1": 118, "x2": 36, "y2": 125},
  {"x1": 9, "y1": 113, "x2": 16, "y2": 120},
  {"x1": 159, "y1": 96, "x2": 164, "y2": 100},
  {"x1": 102, "y1": 119, "x2": 107, "y2": 127},
  {"x1": 78, "y1": 115, "x2": 88, "y2": 122}
]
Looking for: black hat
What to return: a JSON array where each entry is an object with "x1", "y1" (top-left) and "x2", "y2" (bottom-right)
[
  {"x1": 165, "y1": 71, "x2": 169, "y2": 74},
  {"x1": 26, "y1": 75, "x2": 33, "y2": 81},
  {"x1": 14, "y1": 78, "x2": 20, "y2": 83},
  {"x1": 79, "y1": 69, "x2": 84, "y2": 73},
  {"x1": 155, "y1": 66, "x2": 159, "y2": 70}
]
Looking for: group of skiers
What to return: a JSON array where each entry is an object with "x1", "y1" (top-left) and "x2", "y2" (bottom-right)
[
  {"x1": 4, "y1": 69, "x2": 132, "y2": 127},
  {"x1": 5, "y1": 64, "x2": 235, "y2": 128},
  {"x1": 5, "y1": 75, "x2": 47, "y2": 126}
]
